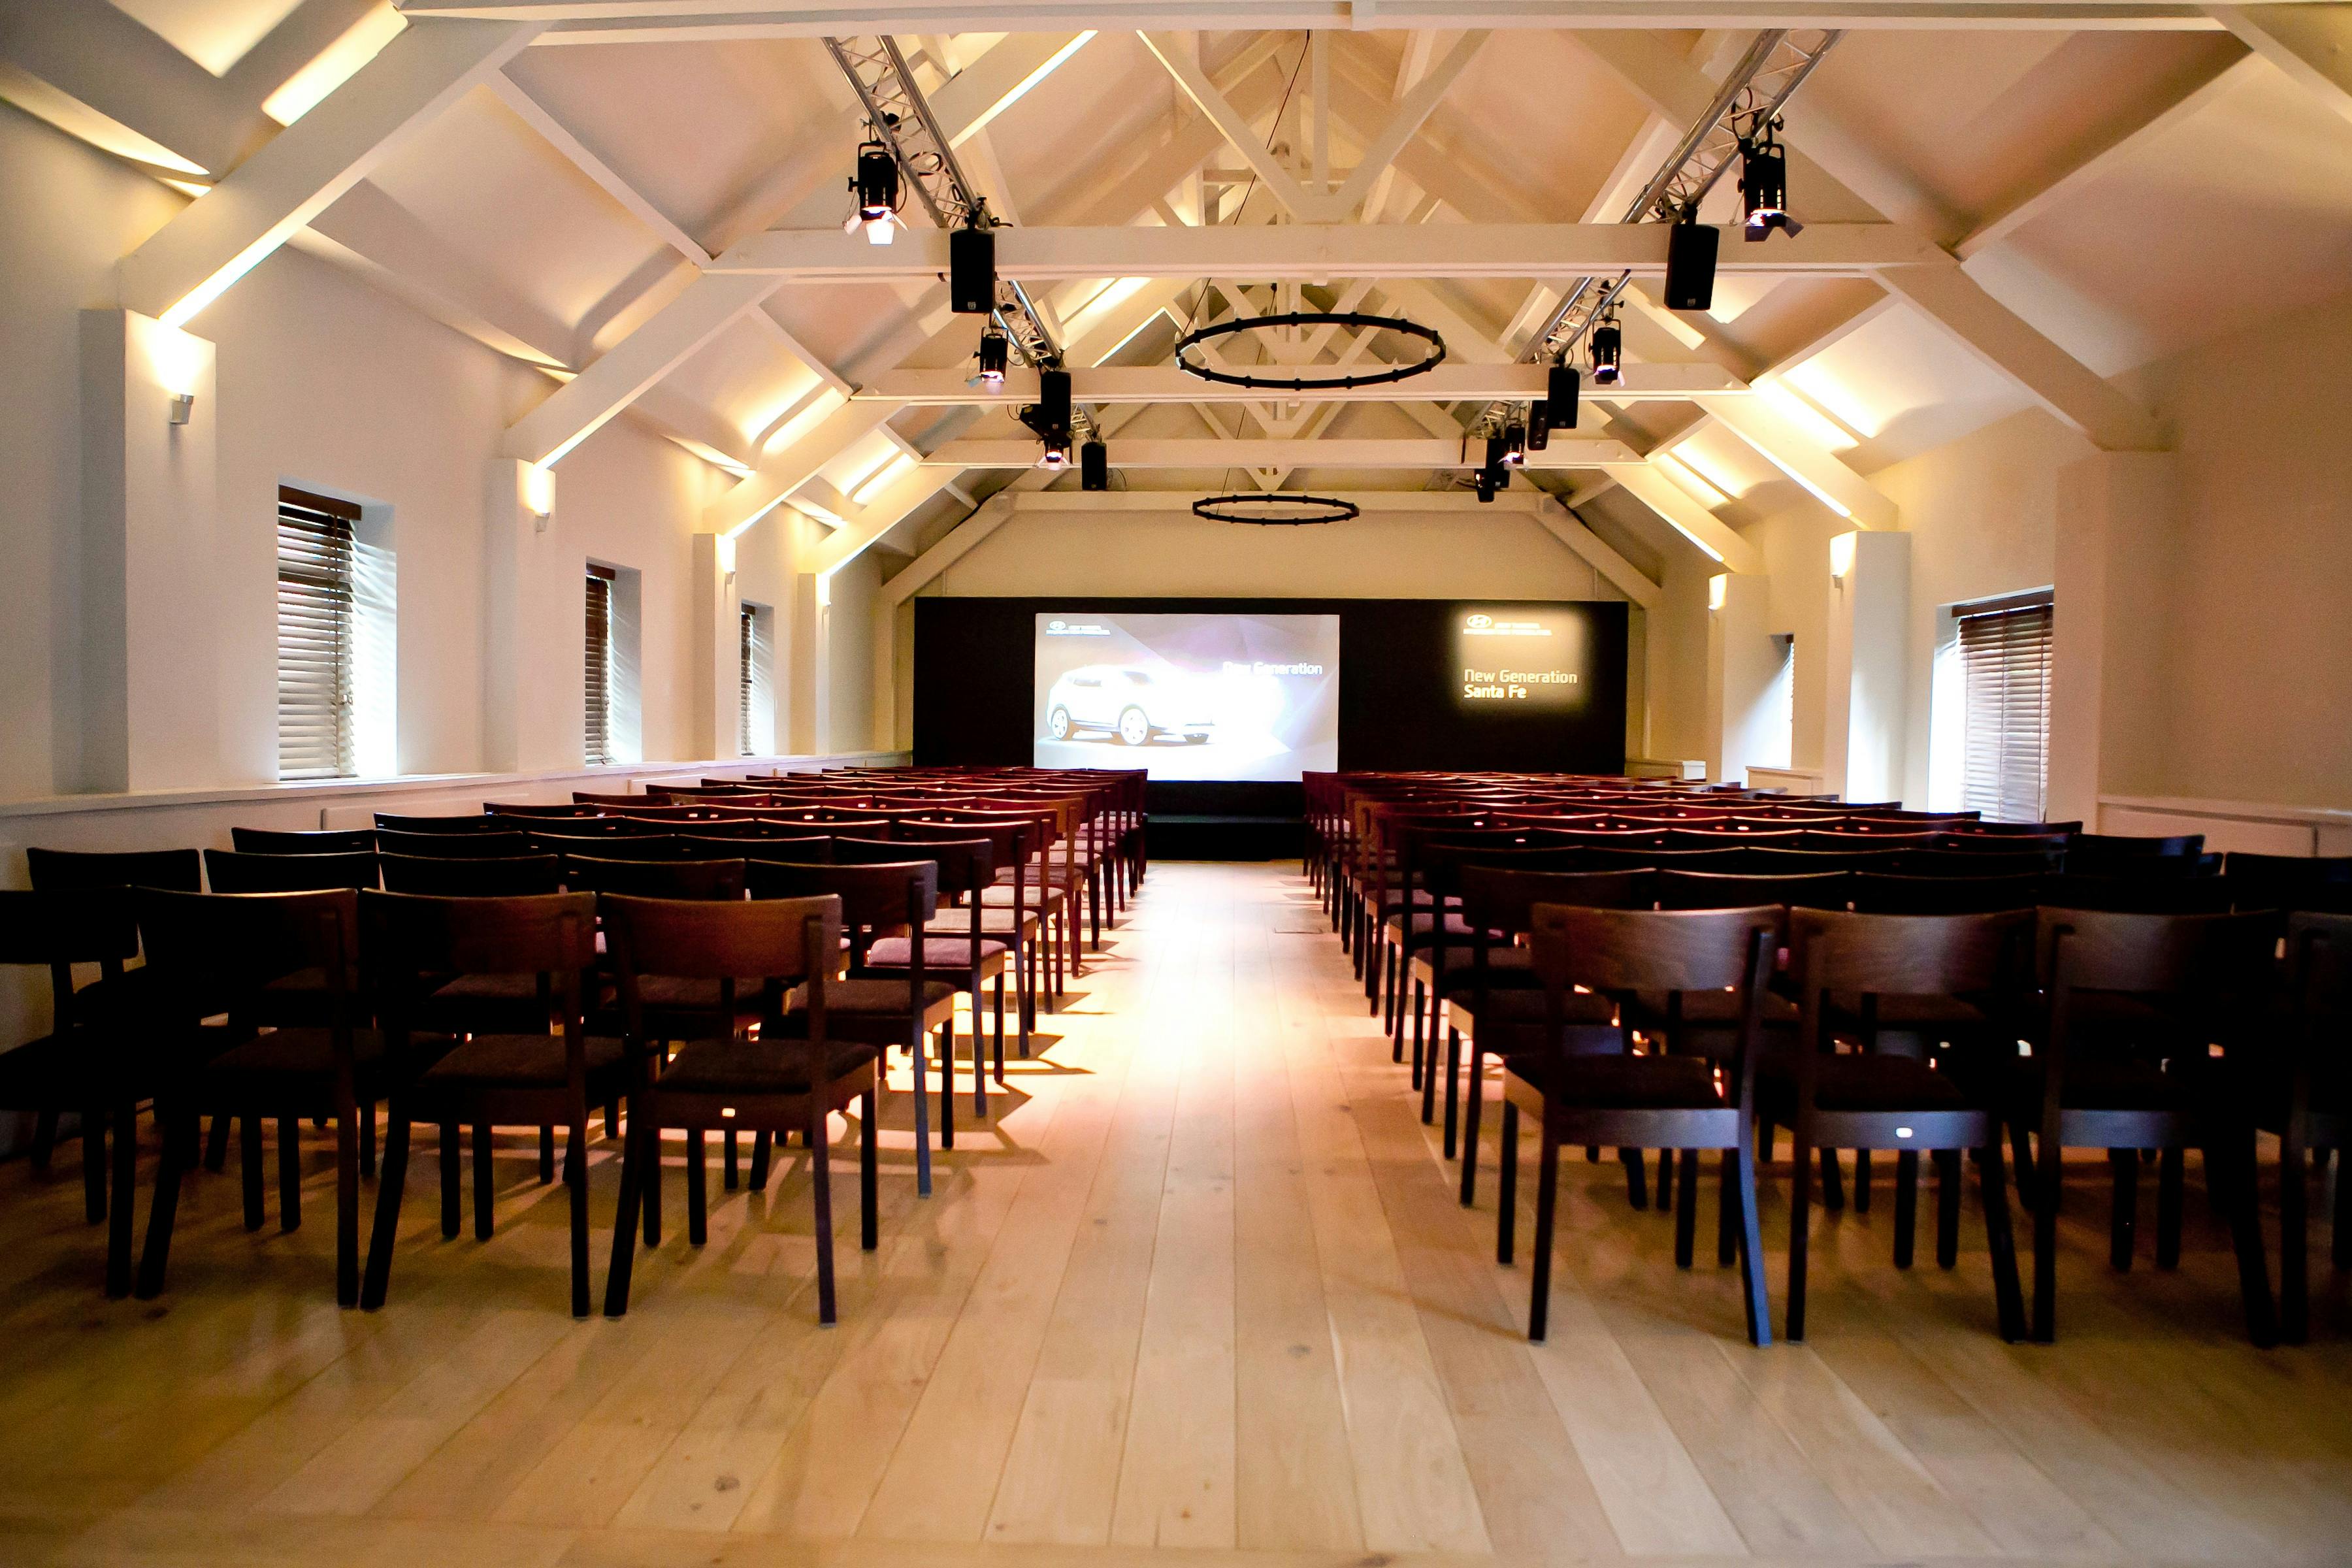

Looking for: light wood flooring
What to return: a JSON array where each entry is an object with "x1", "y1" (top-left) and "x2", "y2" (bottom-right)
[{"x1": 3, "y1": 859, "x2": 2351, "y2": 1567}]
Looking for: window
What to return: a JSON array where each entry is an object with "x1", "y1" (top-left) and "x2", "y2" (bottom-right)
[
  {"x1": 1957, "y1": 592, "x2": 2054, "y2": 823},
  {"x1": 276, "y1": 485, "x2": 359, "y2": 779},
  {"x1": 1760, "y1": 632, "x2": 1795, "y2": 771},
  {"x1": 585, "y1": 564, "x2": 615, "y2": 766},
  {"x1": 738, "y1": 602, "x2": 773, "y2": 757}
]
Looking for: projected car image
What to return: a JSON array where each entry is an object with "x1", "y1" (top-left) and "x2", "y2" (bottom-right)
[{"x1": 1044, "y1": 666, "x2": 1215, "y2": 747}]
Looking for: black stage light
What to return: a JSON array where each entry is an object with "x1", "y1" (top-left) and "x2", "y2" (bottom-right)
[
  {"x1": 1591, "y1": 318, "x2": 1623, "y2": 386},
  {"x1": 1019, "y1": 367, "x2": 1073, "y2": 465},
  {"x1": 1547, "y1": 362, "x2": 1581, "y2": 429},
  {"x1": 950, "y1": 224, "x2": 995, "y2": 315},
  {"x1": 1527, "y1": 403, "x2": 1550, "y2": 450},
  {"x1": 1081, "y1": 439, "x2": 1108, "y2": 491},
  {"x1": 1665, "y1": 214, "x2": 1719, "y2": 310},
  {"x1": 1740, "y1": 121, "x2": 1801, "y2": 241},
  {"x1": 1475, "y1": 466, "x2": 1497, "y2": 503},
  {"x1": 854, "y1": 140, "x2": 898, "y2": 233},
  {"x1": 1485, "y1": 433, "x2": 1511, "y2": 470},
  {"x1": 976, "y1": 327, "x2": 1009, "y2": 385},
  {"x1": 1502, "y1": 425, "x2": 1527, "y2": 465}
]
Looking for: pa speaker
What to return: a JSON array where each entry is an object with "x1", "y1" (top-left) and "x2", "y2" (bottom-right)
[
  {"x1": 1037, "y1": 366, "x2": 1071, "y2": 429},
  {"x1": 1081, "y1": 440, "x2": 1108, "y2": 491},
  {"x1": 1546, "y1": 363, "x2": 1581, "y2": 429},
  {"x1": 1665, "y1": 220, "x2": 1719, "y2": 312},
  {"x1": 949, "y1": 226, "x2": 996, "y2": 315},
  {"x1": 1527, "y1": 402, "x2": 1550, "y2": 450}
]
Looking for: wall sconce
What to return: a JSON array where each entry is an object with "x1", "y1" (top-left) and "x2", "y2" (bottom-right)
[
  {"x1": 1829, "y1": 531, "x2": 1857, "y2": 582},
  {"x1": 169, "y1": 393, "x2": 195, "y2": 426},
  {"x1": 715, "y1": 533, "x2": 737, "y2": 577},
  {"x1": 523, "y1": 463, "x2": 555, "y2": 532},
  {"x1": 1707, "y1": 572, "x2": 1728, "y2": 612}
]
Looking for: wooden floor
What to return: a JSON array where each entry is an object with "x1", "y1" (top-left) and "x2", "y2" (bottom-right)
[{"x1": 3, "y1": 860, "x2": 2351, "y2": 1567}]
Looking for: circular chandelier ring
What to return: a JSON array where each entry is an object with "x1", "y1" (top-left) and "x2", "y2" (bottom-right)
[
  {"x1": 1173, "y1": 311, "x2": 1446, "y2": 391},
  {"x1": 1192, "y1": 493, "x2": 1361, "y2": 527}
]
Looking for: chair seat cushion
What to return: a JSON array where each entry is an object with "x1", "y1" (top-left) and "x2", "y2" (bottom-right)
[
  {"x1": 0, "y1": 1032, "x2": 142, "y2": 1107},
  {"x1": 417, "y1": 972, "x2": 549, "y2": 1033},
  {"x1": 653, "y1": 1037, "x2": 879, "y2": 1098},
  {"x1": 790, "y1": 977, "x2": 960, "y2": 1015},
  {"x1": 866, "y1": 936, "x2": 1010, "y2": 968},
  {"x1": 205, "y1": 1026, "x2": 409, "y2": 1097},
  {"x1": 420, "y1": 1032, "x2": 626, "y2": 1091},
  {"x1": 1624, "y1": 987, "x2": 1799, "y2": 1030},
  {"x1": 926, "y1": 909, "x2": 1034, "y2": 937},
  {"x1": 1503, "y1": 1051, "x2": 1722, "y2": 1110},
  {"x1": 2006, "y1": 1054, "x2": 2184, "y2": 1113},
  {"x1": 1762, "y1": 1053, "x2": 1972, "y2": 1114}
]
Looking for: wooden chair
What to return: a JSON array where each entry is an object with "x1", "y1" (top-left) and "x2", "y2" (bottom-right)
[
  {"x1": 896, "y1": 817, "x2": 1044, "y2": 1039},
  {"x1": 2225, "y1": 853, "x2": 2352, "y2": 916},
  {"x1": 1501, "y1": 904, "x2": 1780, "y2": 1345},
  {"x1": 1767, "y1": 908, "x2": 2030, "y2": 1341},
  {"x1": 231, "y1": 826, "x2": 376, "y2": 855},
  {"x1": 838, "y1": 836, "x2": 1011, "y2": 1111},
  {"x1": 379, "y1": 853, "x2": 561, "y2": 897},
  {"x1": 361, "y1": 891, "x2": 613, "y2": 1315},
  {"x1": 1851, "y1": 873, "x2": 2042, "y2": 915},
  {"x1": 2040, "y1": 874, "x2": 2236, "y2": 915},
  {"x1": 602, "y1": 893, "x2": 880, "y2": 1323},
  {"x1": 375, "y1": 829, "x2": 534, "y2": 860},
  {"x1": 203, "y1": 848, "x2": 378, "y2": 893},
  {"x1": 530, "y1": 831, "x2": 679, "y2": 862},
  {"x1": 133, "y1": 888, "x2": 396, "y2": 1306},
  {"x1": 2242, "y1": 911, "x2": 2349, "y2": 1343},
  {"x1": 2013, "y1": 907, "x2": 2280, "y2": 1345},
  {"x1": 0, "y1": 889, "x2": 144, "y2": 1296},
  {"x1": 2068, "y1": 832, "x2": 2204, "y2": 874},
  {"x1": 374, "y1": 812, "x2": 500, "y2": 834},
  {"x1": 562, "y1": 855, "x2": 745, "y2": 901}
]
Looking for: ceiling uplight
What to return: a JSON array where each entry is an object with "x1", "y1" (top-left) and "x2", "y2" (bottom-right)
[
  {"x1": 1829, "y1": 530, "x2": 1858, "y2": 580},
  {"x1": 1708, "y1": 573, "x2": 1729, "y2": 612},
  {"x1": 262, "y1": 2, "x2": 408, "y2": 127}
]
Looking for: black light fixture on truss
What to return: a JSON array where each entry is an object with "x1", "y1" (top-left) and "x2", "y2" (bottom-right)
[
  {"x1": 1192, "y1": 493, "x2": 1360, "y2": 526},
  {"x1": 974, "y1": 326, "x2": 1009, "y2": 386},
  {"x1": 1590, "y1": 311, "x2": 1624, "y2": 386},
  {"x1": 1739, "y1": 117, "x2": 1801, "y2": 240},
  {"x1": 1019, "y1": 365, "x2": 1073, "y2": 466},
  {"x1": 850, "y1": 135, "x2": 900, "y2": 244},
  {"x1": 1173, "y1": 310, "x2": 1446, "y2": 391},
  {"x1": 1548, "y1": 362, "x2": 1582, "y2": 429}
]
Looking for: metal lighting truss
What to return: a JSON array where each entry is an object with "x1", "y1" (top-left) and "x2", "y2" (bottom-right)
[
  {"x1": 823, "y1": 36, "x2": 1092, "y2": 441},
  {"x1": 1467, "y1": 27, "x2": 1842, "y2": 440}
]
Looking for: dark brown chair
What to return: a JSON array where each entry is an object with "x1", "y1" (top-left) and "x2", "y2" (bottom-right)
[
  {"x1": 375, "y1": 829, "x2": 534, "y2": 860},
  {"x1": 896, "y1": 817, "x2": 1041, "y2": 1043},
  {"x1": 373, "y1": 812, "x2": 500, "y2": 834},
  {"x1": 563, "y1": 856, "x2": 745, "y2": 901},
  {"x1": 838, "y1": 837, "x2": 1012, "y2": 1112},
  {"x1": 2226, "y1": 853, "x2": 2352, "y2": 915},
  {"x1": 531, "y1": 831, "x2": 679, "y2": 862},
  {"x1": 681, "y1": 834, "x2": 831, "y2": 864},
  {"x1": 231, "y1": 826, "x2": 377, "y2": 855},
  {"x1": 602, "y1": 894, "x2": 880, "y2": 1324},
  {"x1": 2014, "y1": 907, "x2": 2279, "y2": 1344},
  {"x1": 361, "y1": 892, "x2": 613, "y2": 1315},
  {"x1": 1850, "y1": 873, "x2": 2041, "y2": 915},
  {"x1": 0, "y1": 890, "x2": 144, "y2": 1295},
  {"x1": 379, "y1": 853, "x2": 561, "y2": 898},
  {"x1": 133, "y1": 888, "x2": 399, "y2": 1306},
  {"x1": 1767, "y1": 908, "x2": 2030, "y2": 1341},
  {"x1": 204, "y1": 848, "x2": 378, "y2": 893},
  {"x1": 2241, "y1": 911, "x2": 2349, "y2": 1343},
  {"x1": 1501, "y1": 904, "x2": 1780, "y2": 1345}
]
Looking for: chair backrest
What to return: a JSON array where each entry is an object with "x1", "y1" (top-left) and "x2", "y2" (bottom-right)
[
  {"x1": 1789, "y1": 907, "x2": 2029, "y2": 1000},
  {"x1": 2067, "y1": 832, "x2": 2204, "y2": 876},
  {"x1": 1944, "y1": 819, "x2": 2081, "y2": 838},
  {"x1": 2036, "y1": 906, "x2": 2279, "y2": 997},
  {"x1": 1890, "y1": 847, "x2": 2060, "y2": 879},
  {"x1": 835, "y1": 834, "x2": 991, "y2": 896},
  {"x1": 564, "y1": 855, "x2": 745, "y2": 900},
  {"x1": 482, "y1": 801, "x2": 599, "y2": 818},
  {"x1": 204, "y1": 847, "x2": 378, "y2": 893},
  {"x1": 2225, "y1": 853, "x2": 2352, "y2": 913},
  {"x1": 746, "y1": 858, "x2": 938, "y2": 936},
  {"x1": 374, "y1": 828, "x2": 533, "y2": 860},
  {"x1": 230, "y1": 826, "x2": 377, "y2": 855},
  {"x1": 1654, "y1": 870, "x2": 1851, "y2": 911},
  {"x1": 373, "y1": 812, "x2": 497, "y2": 834},
  {"x1": 1935, "y1": 832, "x2": 2072, "y2": 855},
  {"x1": 1849, "y1": 872, "x2": 2041, "y2": 915},
  {"x1": 0, "y1": 889, "x2": 139, "y2": 1028},
  {"x1": 363, "y1": 892, "x2": 597, "y2": 1046},
  {"x1": 679, "y1": 833, "x2": 830, "y2": 864},
  {"x1": 2038, "y1": 874, "x2": 2236, "y2": 915},
  {"x1": 2285, "y1": 911, "x2": 2352, "y2": 1022},
  {"x1": 602, "y1": 892, "x2": 836, "y2": 997},
  {"x1": 378, "y1": 853, "x2": 562, "y2": 897},
  {"x1": 1528, "y1": 903, "x2": 1779, "y2": 998},
  {"x1": 26, "y1": 846, "x2": 201, "y2": 892},
  {"x1": 1457, "y1": 866, "x2": 1653, "y2": 939},
  {"x1": 137, "y1": 887, "x2": 361, "y2": 1030},
  {"x1": 531, "y1": 830, "x2": 679, "y2": 862}
]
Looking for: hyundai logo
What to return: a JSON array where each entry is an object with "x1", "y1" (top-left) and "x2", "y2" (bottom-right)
[{"x1": 1465, "y1": 613, "x2": 1494, "y2": 629}]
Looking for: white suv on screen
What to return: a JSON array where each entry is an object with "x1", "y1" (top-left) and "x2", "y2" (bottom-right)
[{"x1": 1045, "y1": 665, "x2": 1215, "y2": 747}]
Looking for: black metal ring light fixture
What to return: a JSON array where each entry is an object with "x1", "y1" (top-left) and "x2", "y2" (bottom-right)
[
  {"x1": 1192, "y1": 493, "x2": 1360, "y2": 527},
  {"x1": 1173, "y1": 311, "x2": 1446, "y2": 391}
]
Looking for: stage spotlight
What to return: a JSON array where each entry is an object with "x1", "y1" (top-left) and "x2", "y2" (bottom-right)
[
  {"x1": 1547, "y1": 362, "x2": 1581, "y2": 429},
  {"x1": 1019, "y1": 365, "x2": 1073, "y2": 465},
  {"x1": 853, "y1": 138, "x2": 899, "y2": 243},
  {"x1": 1590, "y1": 316, "x2": 1623, "y2": 387},
  {"x1": 1739, "y1": 120, "x2": 1801, "y2": 241},
  {"x1": 1081, "y1": 439, "x2": 1108, "y2": 491},
  {"x1": 1527, "y1": 403, "x2": 1550, "y2": 451},
  {"x1": 1475, "y1": 466, "x2": 1497, "y2": 504},
  {"x1": 1486, "y1": 425, "x2": 1525, "y2": 466},
  {"x1": 950, "y1": 222, "x2": 996, "y2": 315},
  {"x1": 1664, "y1": 211, "x2": 1719, "y2": 310},
  {"x1": 975, "y1": 327, "x2": 1009, "y2": 385}
]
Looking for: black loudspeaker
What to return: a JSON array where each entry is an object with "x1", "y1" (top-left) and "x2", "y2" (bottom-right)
[
  {"x1": 1665, "y1": 220, "x2": 1719, "y2": 312},
  {"x1": 1527, "y1": 402, "x2": 1550, "y2": 450},
  {"x1": 1081, "y1": 440, "x2": 1108, "y2": 491},
  {"x1": 950, "y1": 226, "x2": 996, "y2": 315},
  {"x1": 1037, "y1": 365, "x2": 1071, "y2": 431},
  {"x1": 1547, "y1": 363, "x2": 1581, "y2": 429}
]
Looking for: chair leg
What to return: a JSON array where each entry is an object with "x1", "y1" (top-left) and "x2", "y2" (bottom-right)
[
  {"x1": 1623, "y1": 1147, "x2": 1649, "y2": 1212},
  {"x1": 1787, "y1": 1126, "x2": 1814, "y2": 1343},
  {"x1": 1893, "y1": 1149, "x2": 1919, "y2": 1269},
  {"x1": 2209, "y1": 1135, "x2": 2278, "y2": 1348},
  {"x1": 28, "y1": 1107, "x2": 57, "y2": 1175},
  {"x1": 360, "y1": 1103, "x2": 412, "y2": 1311},
  {"x1": 2009, "y1": 1120, "x2": 2038, "y2": 1215},
  {"x1": 1718, "y1": 1147, "x2": 1739, "y2": 1268},
  {"x1": 1674, "y1": 1149, "x2": 1699, "y2": 1269},
  {"x1": 538, "y1": 1124, "x2": 555, "y2": 1184},
  {"x1": 439, "y1": 1122, "x2": 461, "y2": 1239},
  {"x1": 749, "y1": 1129, "x2": 773, "y2": 1192},
  {"x1": 1737, "y1": 1132, "x2": 1772, "y2": 1348},
  {"x1": 1978, "y1": 1140, "x2": 2027, "y2": 1342},
  {"x1": 80, "y1": 1105, "x2": 106, "y2": 1224},
  {"x1": 2031, "y1": 1129, "x2": 2063, "y2": 1343},
  {"x1": 360, "y1": 1102, "x2": 376, "y2": 1178},
  {"x1": 725, "y1": 1128, "x2": 740, "y2": 1191},
  {"x1": 335, "y1": 1102, "x2": 360, "y2": 1309},
  {"x1": 1854, "y1": 1148, "x2": 1871, "y2": 1215},
  {"x1": 566, "y1": 1113, "x2": 591, "y2": 1319},
  {"x1": 810, "y1": 1103, "x2": 838, "y2": 1326},
  {"x1": 1658, "y1": 1145, "x2": 1676, "y2": 1215},
  {"x1": 2282, "y1": 1134, "x2": 2310, "y2": 1345},
  {"x1": 106, "y1": 1100, "x2": 137, "y2": 1299},
  {"x1": 910, "y1": 1027, "x2": 934, "y2": 1199},
  {"x1": 1442, "y1": 1026, "x2": 1462, "y2": 1160},
  {"x1": 134, "y1": 1111, "x2": 193, "y2": 1300},
  {"x1": 2108, "y1": 1148, "x2": 2138, "y2": 1271},
  {"x1": 277, "y1": 1115, "x2": 302, "y2": 1234},
  {"x1": 1818, "y1": 1146, "x2": 1844, "y2": 1213},
  {"x1": 1399, "y1": 978, "x2": 1418, "y2": 1066},
  {"x1": 1460, "y1": 1041, "x2": 1486, "y2": 1208},
  {"x1": 1528, "y1": 1122, "x2": 1561, "y2": 1343},
  {"x1": 937, "y1": 1024, "x2": 955, "y2": 1152},
  {"x1": 605, "y1": 1117, "x2": 647, "y2": 1318},
  {"x1": 240, "y1": 1114, "x2": 265, "y2": 1232},
  {"x1": 1492, "y1": 1098, "x2": 1522, "y2": 1269},
  {"x1": 644, "y1": 1122, "x2": 662, "y2": 1245},
  {"x1": 860, "y1": 1086, "x2": 879, "y2": 1252},
  {"x1": 203, "y1": 1110, "x2": 230, "y2": 1172},
  {"x1": 686, "y1": 1128, "x2": 708, "y2": 1247},
  {"x1": 472, "y1": 1120, "x2": 499, "y2": 1241},
  {"x1": 2156, "y1": 1147, "x2": 2185, "y2": 1269},
  {"x1": 1936, "y1": 1149, "x2": 1961, "y2": 1269},
  {"x1": 993, "y1": 975, "x2": 1007, "y2": 1087}
]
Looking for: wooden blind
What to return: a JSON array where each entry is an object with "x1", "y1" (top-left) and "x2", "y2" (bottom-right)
[
  {"x1": 585, "y1": 566, "x2": 614, "y2": 767},
  {"x1": 1959, "y1": 597, "x2": 2053, "y2": 823},
  {"x1": 276, "y1": 486, "x2": 359, "y2": 780},
  {"x1": 738, "y1": 603, "x2": 772, "y2": 757}
]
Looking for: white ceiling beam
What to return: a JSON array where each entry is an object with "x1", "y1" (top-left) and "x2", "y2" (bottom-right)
[
  {"x1": 879, "y1": 493, "x2": 1018, "y2": 607},
  {"x1": 485, "y1": 71, "x2": 711, "y2": 263},
  {"x1": 118, "y1": 17, "x2": 540, "y2": 325},
  {"x1": 714, "y1": 222, "x2": 1940, "y2": 282},
  {"x1": 706, "y1": 398, "x2": 906, "y2": 535},
  {"x1": 2209, "y1": 4, "x2": 2352, "y2": 122},
  {"x1": 1138, "y1": 31, "x2": 1328, "y2": 221},
  {"x1": 805, "y1": 465, "x2": 961, "y2": 578},
  {"x1": 1001, "y1": 489, "x2": 1601, "y2": 513},
  {"x1": 1693, "y1": 394, "x2": 1897, "y2": 527},
  {"x1": 1321, "y1": 30, "x2": 1490, "y2": 219},
  {"x1": 0, "y1": 0, "x2": 282, "y2": 176},
  {"x1": 1956, "y1": 42, "x2": 2257, "y2": 256},
  {"x1": 922, "y1": 437, "x2": 1641, "y2": 469},
  {"x1": 857, "y1": 361, "x2": 1745, "y2": 406},
  {"x1": 1612, "y1": 463, "x2": 1765, "y2": 574},
  {"x1": 1533, "y1": 496, "x2": 1662, "y2": 606},
  {"x1": 1870, "y1": 261, "x2": 2166, "y2": 450}
]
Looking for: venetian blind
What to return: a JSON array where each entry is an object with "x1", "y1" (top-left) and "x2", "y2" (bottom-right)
[
  {"x1": 1959, "y1": 595, "x2": 2054, "y2": 823},
  {"x1": 276, "y1": 486, "x2": 359, "y2": 780},
  {"x1": 585, "y1": 566, "x2": 615, "y2": 767}
]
